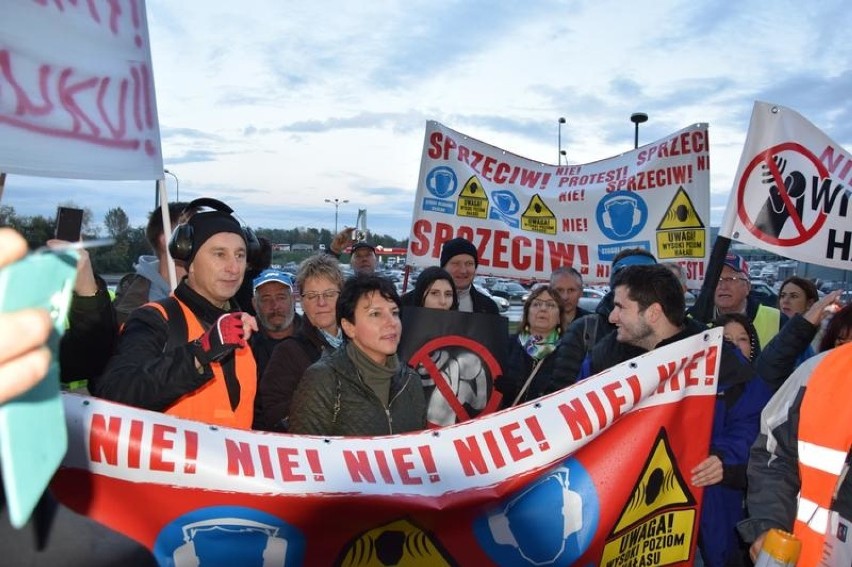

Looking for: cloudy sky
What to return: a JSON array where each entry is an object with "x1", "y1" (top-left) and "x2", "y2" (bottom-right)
[{"x1": 4, "y1": 0, "x2": 852, "y2": 239}]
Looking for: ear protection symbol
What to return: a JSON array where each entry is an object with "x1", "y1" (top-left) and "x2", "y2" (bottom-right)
[
  {"x1": 487, "y1": 469, "x2": 583, "y2": 565},
  {"x1": 168, "y1": 198, "x2": 260, "y2": 264},
  {"x1": 171, "y1": 518, "x2": 288, "y2": 567}
]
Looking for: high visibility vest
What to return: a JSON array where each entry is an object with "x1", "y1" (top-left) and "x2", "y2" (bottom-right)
[
  {"x1": 794, "y1": 343, "x2": 852, "y2": 565},
  {"x1": 752, "y1": 304, "x2": 781, "y2": 349},
  {"x1": 148, "y1": 299, "x2": 257, "y2": 430}
]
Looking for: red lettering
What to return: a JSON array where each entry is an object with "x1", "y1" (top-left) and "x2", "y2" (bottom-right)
[
  {"x1": 501, "y1": 422, "x2": 532, "y2": 462},
  {"x1": 257, "y1": 444, "x2": 275, "y2": 479},
  {"x1": 558, "y1": 400, "x2": 594, "y2": 440},
  {"x1": 149, "y1": 424, "x2": 176, "y2": 473},
  {"x1": 427, "y1": 131, "x2": 443, "y2": 159},
  {"x1": 602, "y1": 382, "x2": 628, "y2": 421},
  {"x1": 89, "y1": 413, "x2": 121, "y2": 465},
  {"x1": 225, "y1": 439, "x2": 255, "y2": 477},
  {"x1": 491, "y1": 230, "x2": 509, "y2": 269},
  {"x1": 392, "y1": 447, "x2": 421, "y2": 485},
  {"x1": 276, "y1": 448, "x2": 306, "y2": 482},
  {"x1": 410, "y1": 219, "x2": 431, "y2": 256},
  {"x1": 343, "y1": 450, "x2": 375, "y2": 483},
  {"x1": 128, "y1": 419, "x2": 143, "y2": 468},
  {"x1": 454, "y1": 437, "x2": 489, "y2": 476},
  {"x1": 483, "y1": 430, "x2": 506, "y2": 468}
]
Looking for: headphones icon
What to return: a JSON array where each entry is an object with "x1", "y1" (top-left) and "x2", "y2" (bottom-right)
[
  {"x1": 167, "y1": 198, "x2": 260, "y2": 264},
  {"x1": 487, "y1": 468, "x2": 583, "y2": 565},
  {"x1": 171, "y1": 517, "x2": 288, "y2": 567}
]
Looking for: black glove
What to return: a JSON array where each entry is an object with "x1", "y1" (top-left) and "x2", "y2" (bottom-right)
[{"x1": 192, "y1": 312, "x2": 247, "y2": 366}]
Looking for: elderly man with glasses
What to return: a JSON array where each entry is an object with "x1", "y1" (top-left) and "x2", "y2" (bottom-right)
[{"x1": 714, "y1": 253, "x2": 785, "y2": 348}]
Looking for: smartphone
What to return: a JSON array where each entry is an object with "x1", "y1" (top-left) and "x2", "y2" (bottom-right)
[
  {"x1": 0, "y1": 250, "x2": 78, "y2": 528},
  {"x1": 54, "y1": 206, "x2": 84, "y2": 242}
]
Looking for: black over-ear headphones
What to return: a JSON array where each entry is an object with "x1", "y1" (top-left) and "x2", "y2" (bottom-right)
[{"x1": 167, "y1": 198, "x2": 260, "y2": 263}]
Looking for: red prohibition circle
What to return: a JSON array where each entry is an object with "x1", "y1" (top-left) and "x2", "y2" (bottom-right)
[
  {"x1": 409, "y1": 335, "x2": 504, "y2": 426},
  {"x1": 736, "y1": 142, "x2": 829, "y2": 246}
]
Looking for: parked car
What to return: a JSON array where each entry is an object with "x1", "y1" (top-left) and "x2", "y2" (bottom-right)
[
  {"x1": 475, "y1": 285, "x2": 510, "y2": 312},
  {"x1": 578, "y1": 287, "x2": 606, "y2": 312},
  {"x1": 489, "y1": 281, "x2": 530, "y2": 304},
  {"x1": 749, "y1": 279, "x2": 779, "y2": 308}
]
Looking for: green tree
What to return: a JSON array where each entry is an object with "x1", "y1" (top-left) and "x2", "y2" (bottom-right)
[{"x1": 104, "y1": 207, "x2": 130, "y2": 239}]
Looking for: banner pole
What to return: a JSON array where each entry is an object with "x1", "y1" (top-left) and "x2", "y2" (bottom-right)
[
  {"x1": 0, "y1": 172, "x2": 6, "y2": 204},
  {"x1": 157, "y1": 179, "x2": 177, "y2": 290}
]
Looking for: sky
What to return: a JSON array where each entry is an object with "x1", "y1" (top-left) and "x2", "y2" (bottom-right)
[{"x1": 4, "y1": 0, "x2": 852, "y2": 240}]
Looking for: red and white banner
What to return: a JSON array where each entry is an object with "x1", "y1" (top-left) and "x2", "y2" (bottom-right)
[
  {"x1": 720, "y1": 101, "x2": 852, "y2": 269},
  {"x1": 53, "y1": 330, "x2": 722, "y2": 566},
  {"x1": 0, "y1": 1, "x2": 163, "y2": 180},
  {"x1": 407, "y1": 122, "x2": 711, "y2": 287}
]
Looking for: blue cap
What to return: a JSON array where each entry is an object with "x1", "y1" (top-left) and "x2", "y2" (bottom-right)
[{"x1": 252, "y1": 269, "x2": 294, "y2": 292}]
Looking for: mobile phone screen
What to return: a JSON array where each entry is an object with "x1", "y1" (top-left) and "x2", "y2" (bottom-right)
[{"x1": 54, "y1": 207, "x2": 84, "y2": 242}]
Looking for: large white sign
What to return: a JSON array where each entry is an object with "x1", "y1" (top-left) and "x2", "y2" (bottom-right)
[
  {"x1": 0, "y1": 1, "x2": 163, "y2": 180},
  {"x1": 720, "y1": 101, "x2": 852, "y2": 269},
  {"x1": 408, "y1": 121, "x2": 711, "y2": 286}
]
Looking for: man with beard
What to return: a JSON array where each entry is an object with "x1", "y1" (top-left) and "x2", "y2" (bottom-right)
[{"x1": 250, "y1": 269, "x2": 301, "y2": 378}]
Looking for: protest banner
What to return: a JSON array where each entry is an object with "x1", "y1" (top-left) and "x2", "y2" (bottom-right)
[
  {"x1": 407, "y1": 121, "x2": 711, "y2": 287},
  {"x1": 0, "y1": 1, "x2": 163, "y2": 179},
  {"x1": 53, "y1": 329, "x2": 722, "y2": 566},
  {"x1": 719, "y1": 101, "x2": 852, "y2": 270}
]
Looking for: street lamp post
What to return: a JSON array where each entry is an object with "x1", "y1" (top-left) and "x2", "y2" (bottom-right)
[
  {"x1": 557, "y1": 117, "x2": 566, "y2": 165},
  {"x1": 630, "y1": 112, "x2": 648, "y2": 149},
  {"x1": 325, "y1": 198, "x2": 348, "y2": 234},
  {"x1": 164, "y1": 169, "x2": 179, "y2": 201}
]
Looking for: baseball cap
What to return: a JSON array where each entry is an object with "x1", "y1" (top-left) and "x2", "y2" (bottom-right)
[
  {"x1": 351, "y1": 241, "x2": 376, "y2": 254},
  {"x1": 252, "y1": 269, "x2": 294, "y2": 293},
  {"x1": 723, "y1": 253, "x2": 749, "y2": 275}
]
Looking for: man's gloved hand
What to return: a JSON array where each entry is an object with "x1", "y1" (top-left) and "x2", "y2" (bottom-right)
[{"x1": 193, "y1": 312, "x2": 247, "y2": 366}]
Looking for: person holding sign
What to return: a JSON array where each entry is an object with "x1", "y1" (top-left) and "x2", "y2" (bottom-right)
[
  {"x1": 581, "y1": 264, "x2": 771, "y2": 566},
  {"x1": 288, "y1": 274, "x2": 426, "y2": 436},
  {"x1": 91, "y1": 199, "x2": 260, "y2": 429}
]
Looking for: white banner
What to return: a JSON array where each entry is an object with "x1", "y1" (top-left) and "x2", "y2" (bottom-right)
[
  {"x1": 720, "y1": 101, "x2": 852, "y2": 269},
  {"x1": 407, "y1": 121, "x2": 711, "y2": 286},
  {"x1": 0, "y1": 1, "x2": 163, "y2": 180}
]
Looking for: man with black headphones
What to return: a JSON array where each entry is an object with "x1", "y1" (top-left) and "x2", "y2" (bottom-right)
[{"x1": 91, "y1": 199, "x2": 260, "y2": 430}]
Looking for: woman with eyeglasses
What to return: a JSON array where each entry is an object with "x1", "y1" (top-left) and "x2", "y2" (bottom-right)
[
  {"x1": 497, "y1": 285, "x2": 565, "y2": 407},
  {"x1": 289, "y1": 274, "x2": 426, "y2": 436},
  {"x1": 255, "y1": 254, "x2": 345, "y2": 431}
]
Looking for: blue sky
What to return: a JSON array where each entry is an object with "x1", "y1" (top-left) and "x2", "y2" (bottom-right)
[{"x1": 4, "y1": 0, "x2": 852, "y2": 239}]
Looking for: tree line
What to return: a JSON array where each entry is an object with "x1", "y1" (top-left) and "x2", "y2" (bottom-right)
[{"x1": 0, "y1": 203, "x2": 408, "y2": 274}]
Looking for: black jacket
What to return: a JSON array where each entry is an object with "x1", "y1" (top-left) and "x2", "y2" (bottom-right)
[
  {"x1": 497, "y1": 335, "x2": 560, "y2": 407},
  {"x1": 288, "y1": 346, "x2": 426, "y2": 436},
  {"x1": 550, "y1": 291, "x2": 618, "y2": 390},
  {"x1": 60, "y1": 275, "x2": 117, "y2": 384},
  {"x1": 755, "y1": 313, "x2": 818, "y2": 390},
  {"x1": 469, "y1": 286, "x2": 500, "y2": 314},
  {"x1": 255, "y1": 316, "x2": 334, "y2": 431},
  {"x1": 90, "y1": 282, "x2": 242, "y2": 412}
]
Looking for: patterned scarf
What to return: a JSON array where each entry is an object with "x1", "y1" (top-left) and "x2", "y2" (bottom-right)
[
  {"x1": 320, "y1": 327, "x2": 344, "y2": 349},
  {"x1": 518, "y1": 329, "x2": 560, "y2": 361}
]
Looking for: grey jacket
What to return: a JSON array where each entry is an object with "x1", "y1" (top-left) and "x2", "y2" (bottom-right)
[{"x1": 288, "y1": 346, "x2": 427, "y2": 436}]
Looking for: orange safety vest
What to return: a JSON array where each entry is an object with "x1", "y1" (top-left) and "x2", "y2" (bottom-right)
[
  {"x1": 148, "y1": 299, "x2": 256, "y2": 430},
  {"x1": 794, "y1": 342, "x2": 852, "y2": 565}
]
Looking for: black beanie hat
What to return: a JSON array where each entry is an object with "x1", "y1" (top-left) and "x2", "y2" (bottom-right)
[
  {"x1": 187, "y1": 211, "x2": 246, "y2": 264},
  {"x1": 440, "y1": 237, "x2": 478, "y2": 268}
]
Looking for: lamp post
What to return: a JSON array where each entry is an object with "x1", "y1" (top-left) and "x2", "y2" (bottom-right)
[
  {"x1": 557, "y1": 117, "x2": 566, "y2": 165},
  {"x1": 630, "y1": 112, "x2": 648, "y2": 149},
  {"x1": 325, "y1": 198, "x2": 348, "y2": 234},
  {"x1": 164, "y1": 169, "x2": 179, "y2": 201}
]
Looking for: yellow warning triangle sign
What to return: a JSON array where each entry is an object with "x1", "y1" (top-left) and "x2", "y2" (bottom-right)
[
  {"x1": 612, "y1": 429, "x2": 696, "y2": 533},
  {"x1": 459, "y1": 175, "x2": 487, "y2": 200},
  {"x1": 657, "y1": 187, "x2": 704, "y2": 230},
  {"x1": 458, "y1": 176, "x2": 489, "y2": 219},
  {"x1": 521, "y1": 194, "x2": 556, "y2": 235}
]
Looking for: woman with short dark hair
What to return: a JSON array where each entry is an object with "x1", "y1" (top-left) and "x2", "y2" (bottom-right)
[{"x1": 288, "y1": 274, "x2": 426, "y2": 436}]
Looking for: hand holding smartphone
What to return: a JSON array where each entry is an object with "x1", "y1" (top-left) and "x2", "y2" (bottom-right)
[{"x1": 54, "y1": 206, "x2": 83, "y2": 242}]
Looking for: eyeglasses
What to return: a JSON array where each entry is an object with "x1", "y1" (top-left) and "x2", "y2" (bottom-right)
[
  {"x1": 530, "y1": 300, "x2": 558, "y2": 310},
  {"x1": 718, "y1": 276, "x2": 749, "y2": 284},
  {"x1": 301, "y1": 289, "x2": 340, "y2": 303}
]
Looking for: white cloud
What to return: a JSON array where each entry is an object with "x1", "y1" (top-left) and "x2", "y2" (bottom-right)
[{"x1": 4, "y1": 0, "x2": 852, "y2": 241}]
